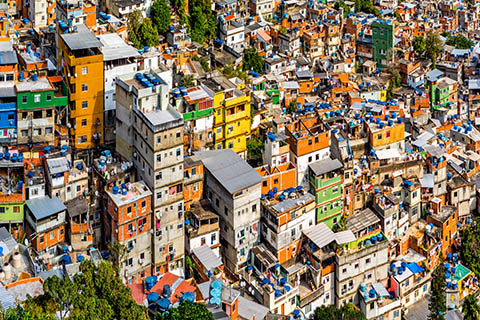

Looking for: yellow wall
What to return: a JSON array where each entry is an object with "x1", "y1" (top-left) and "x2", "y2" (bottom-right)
[
  {"x1": 58, "y1": 35, "x2": 104, "y2": 150},
  {"x1": 213, "y1": 90, "x2": 251, "y2": 154},
  {"x1": 369, "y1": 123, "x2": 405, "y2": 148}
]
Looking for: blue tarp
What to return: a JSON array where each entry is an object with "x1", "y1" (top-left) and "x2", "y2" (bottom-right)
[{"x1": 407, "y1": 263, "x2": 424, "y2": 274}]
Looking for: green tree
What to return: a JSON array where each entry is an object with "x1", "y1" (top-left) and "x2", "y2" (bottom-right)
[
  {"x1": 413, "y1": 35, "x2": 426, "y2": 55},
  {"x1": 246, "y1": 135, "x2": 264, "y2": 167},
  {"x1": 150, "y1": 0, "x2": 171, "y2": 34},
  {"x1": 394, "y1": 11, "x2": 402, "y2": 22},
  {"x1": 183, "y1": 74, "x2": 195, "y2": 87},
  {"x1": 462, "y1": 294, "x2": 480, "y2": 320},
  {"x1": 155, "y1": 300, "x2": 214, "y2": 320},
  {"x1": 189, "y1": 0, "x2": 215, "y2": 44},
  {"x1": 5, "y1": 260, "x2": 148, "y2": 320},
  {"x1": 334, "y1": 1, "x2": 351, "y2": 17},
  {"x1": 171, "y1": 0, "x2": 186, "y2": 22},
  {"x1": 310, "y1": 304, "x2": 366, "y2": 320},
  {"x1": 445, "y1": 34, "x2": 473, "y2": 49},
  {"x1": 460, "y1": 219, "x2": 480, "y2": 277},
  {"x1": 107, "y1": 241, "x2": 127, "y2": 275},
  {"x1": 139, "y1": 19, "x2": 160, "y2": 47},
  {"x1": 354, "y1": 0, "x2": 380, "y2": 16},
  {"x1": 128, "y1": 10, "x2": 160, "y2": 49},
  {"x1": 243, "y1": 47, "x2": 264, "y2": 73},
  {"x1": 428, "y1": 262, "x2": 446, "y2": 320},
  {"x1": 426, "y1": 31, "x2": 443, "y2": 68}
]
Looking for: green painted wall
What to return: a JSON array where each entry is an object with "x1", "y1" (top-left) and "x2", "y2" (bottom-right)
[
  {"x1": 372, "y1": 20, "x2": 394, "y2": 67},
  {"x1": 0, "y1": 203, "x2": 24, "y2": 222},
  {"x1": 17, "y1": 90, "x2": 68, "y2": 110}
]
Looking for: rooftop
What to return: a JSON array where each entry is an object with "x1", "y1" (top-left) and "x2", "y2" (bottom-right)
[
  {"x1": 60, "y1": 25, "x2": 103, "y2": 51},
  {"x1": 309, "y1": 157, "x2": 343, "y2": 176},
  {"x1": 107, "y1": 181, "x2": 152, "y2": 207},
  {"x1": 195, "y1": 149, "x2": 263, "y2": 194},
  {"x1": 26, "y1": 196, "x2": 66, "y2": 221}
]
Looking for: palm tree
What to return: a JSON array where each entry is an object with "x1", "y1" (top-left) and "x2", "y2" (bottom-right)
[{"x1": 463, "y1": 294, "x2": 480, "y2": 320}]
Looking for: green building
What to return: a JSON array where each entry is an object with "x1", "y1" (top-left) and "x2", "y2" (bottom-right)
[
  {"x1": 372, "y1": 20, "x2": 395, "y2": 67},
  {"x1": 15, "y1": 76, "x2": 68, "y2": 145},
  {"x1": 309, "y1": 157, "x2": 344, "y2": 229},
  {"x1": 0, "y1": 161, "x2": 25, "y2": 239}
]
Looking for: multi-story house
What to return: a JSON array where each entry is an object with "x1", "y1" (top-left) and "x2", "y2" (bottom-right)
[
  {"x1": 115, "y1": 70, "x2": 170, "y2": 161},
  {"x1": 198, "y1": 149, "x2": 263, "y2": 272},
  {"x1": 366, "y1": 116, "x2": 405, "y2": 152},
  {"x1": 66, "y1": 197, "x2": 93, "y2": 254},
  {"x1": 16, "y1": 75, "x2": 67, "y2": 146},
  {"x1": 261, "y1": 190, "x2": 315, "y2": 264},
  {"x1": 176, "y1": 85, "x2": 214, "y2": 154},
  {"x1": 285, "y1": 117, "x2": 330, "y2": 186},
  {"x1": 446, "y1": 173, "x2": 472, "y2": 224},
  {"x1": 98, "y1": 33, "x2": 139, "y2": 147},
  {"x1": 203, "y1": 77, "x2": 252, "y2": 158},
  {"x1": 25, "y1": 196, "x2": 67, "y2": 255},
  {"x1": 132, "y1": 90, "x2": 185, "y2": 276},
  {"x1": 57, "y1": 25, "x2": 104, "y2": 153},
  {"x1": 248, "y1": 0, "x2": 274, "y2": 20},
  {"x1": 219, "y1": 19, "x2": 246, "y2": 54},
  {"x1": 185, "y1": 199, "x2": 220, "y2": 256},
  {"x1": 372, "y1": 19, "x2": 395, "y2": 67},
  {"x1": 28, "y1": 0, "x2": 55, "y2": 28},
  {"x1": 184, "y1": 155, "x2": 204, "y2": 211},
  {"x1": 336, "y1": 208, "x2": 389, "y2": 307},
  {"x1": 373, "y1": 193, "x2": 409, "y2": 241},
  {"x1": 105, "y1": 181, "x2": 152, "y2": 284},
  {"x1": 0, "y1": 158, "x2": 25, "y2": 239},
  {"x1": 308, "y1": 157, "x2": 344, "y2": 228},
  {"x1": 45, "y1": 157, "x2": 88, "y2": 202},
  {"x1": 55, "y1": 0, "x2": 96, "y2": 28}
]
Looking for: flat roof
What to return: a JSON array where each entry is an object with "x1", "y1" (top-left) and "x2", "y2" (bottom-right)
[
  {"x1": 309, "y1": 157, "x2": 343, "y2": 176},
  {"x1": 60, "y1": 25, "x2": 103, "y2": 51},
  {"x1": 107, "y1": 181, "x2": 151, "y2": 207},
  {"x1": 98, "y1": 33, "x2": 140, "y2": 61},
  {"x1": 136, "y1": 107, "x2": 184, "y2": 132},
  {"x1": 16, "y1": 77, "x2": 53, "y2": 92},
  {"x1": 270, "y1": 192, "x2": 315, "y2": 214}
]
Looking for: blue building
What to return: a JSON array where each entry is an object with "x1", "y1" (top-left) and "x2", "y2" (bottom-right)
[{"x1": 0, "y1": 84, "x2": 17, "y2": 145}]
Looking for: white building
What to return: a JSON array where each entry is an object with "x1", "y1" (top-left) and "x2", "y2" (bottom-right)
[{"x1": 99, "y1": 33, "x2": 139, "y2": 146}]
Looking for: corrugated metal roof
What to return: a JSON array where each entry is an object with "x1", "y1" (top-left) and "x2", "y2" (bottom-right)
[
  {"x1": 46, "y1": 157, "x2": 69, "y2": 175},
  {"x1": 372, "y1": 282, "x2": 390, "y2": 297},
  {"x1": 347, "y1": 208, "x2": 380, "y2": 234},
  {"x1": 309, "y1": 157, "x2": 343, "y2": 176},
  {"x1": 335, "y1": 230, "x2": 357, "y2": 244},
  {"x1": 303, "y1": 223, "x2": 336, "y2": 249},
  {"x1": 26, "y1": 196, "x2": 66, "y2": 221},
  {"x1": 0, "y1": 227, "x2": 18, "y2": 256},
  {"x1": 419, "y1": 174, "x2": 434, "y2": 188},
  {"x1": 196, "y1": 149, "x2": 263, "y2": 194},
  {"x1": 271, "y1": 193, "x2": 315, "y2": 214},
  {"x1": 0, "y1": 286, "x2": 16, "y2": 311},
  {"x1": 0, "y1": 51, "x2": 18, "y2": 65},
  {"x1": 192, "y1": 245, "x2": 223, "y2": 271}
]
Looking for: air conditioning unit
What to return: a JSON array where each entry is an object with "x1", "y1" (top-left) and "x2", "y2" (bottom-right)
[{"x1": 138, "y1": 259, "x2": 144, "y2": 265}]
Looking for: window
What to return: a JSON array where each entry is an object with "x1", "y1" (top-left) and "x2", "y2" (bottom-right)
[
  {"x1": 21, "y1": 130, "x2": 28, "y2": 137},
  {"x1": 212, "y1": 233, "x2": 216, "y2": 242},
  {"x1": 33, "y1": 128, "x2": 42, "y2": 136},
  {"x1": 46, "y1": 93, "x2": 52, "y2": 101},
  {"x1": 81, "y1": 119, "x2": 87, "y2": 127},
  {"x1": 252, "y1": 204, "x2": 257, "y2": 212},
  {"x1": 78, "y1": 136, "x2": 87, "y2": 144},
  {"x1": 7, "y1": 113, "x2": 14, "y2": 121},
  {"x1": 60, "y1": 228, "x2": 64, "y2": 235},
  {"x1": 50, "y1": 231, "x2": 55, "y2": 240},
  {"x1": 176, "y1": 148, "x2": 181, "y2": 157},
  {"x1": 33, "y1": 94, "x2": 40, "y2": 103},
  {"x1": 82, "y1": 101, "x2": 88, "y2": 109},
  {"x1": 366, "y1": 258, "x2": 371, "y2": 264},
  {"x1": 176, "y1": 131, "x2": 181, "y2": 138},
  {"x1": 82, "y1": 67, "x2": 88, "y2": 75},
  {"x1": 13, "y1": 206, "x2": 19, "y2": 213},
  {"x1": 377, "y1": 134, "x2": 382, "y2": 140},
  {"x1": 82, "y1": 84, "x2": 88, "y2": 92},
  {"x1": 39, "y1": 235, "x2": 44, "y2": 243},
  {"x1": 46, "y1": 110, "x2": 52, "y2": 117},
  {"x1": 142, "y1": 200, "x2": 146, "y2": 208}
]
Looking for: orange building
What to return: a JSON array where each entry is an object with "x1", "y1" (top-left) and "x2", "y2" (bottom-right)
[
  {"x1": 25, "y1": 196, "x2": 67, "y2": 253},
  {"x1": 184, "y1": 155, "x2": 204, "y2": 211},
  {"x1": 255, "y1": 163, "x2": 296, "y2": 195},
  {"x1": 427, "y1": 201, "x2": 458, "y2": 258},
  {"x1": 261, "y1": 191, "x2": 316, "y2": 264},
  {"x1": 105, "y1": 181, "x2": 152, "y2": 284}
]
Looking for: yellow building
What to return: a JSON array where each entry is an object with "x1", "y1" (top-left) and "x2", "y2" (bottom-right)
[
  {"x1": 367, "y1": 117, "x2": 405, "y2": 151},
  {"x1": 203, "y1": 77, "x2": 251, "y2": 158},
  {"x1": 57, "y1": 25, "x2": 104, "y2": 151}
]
